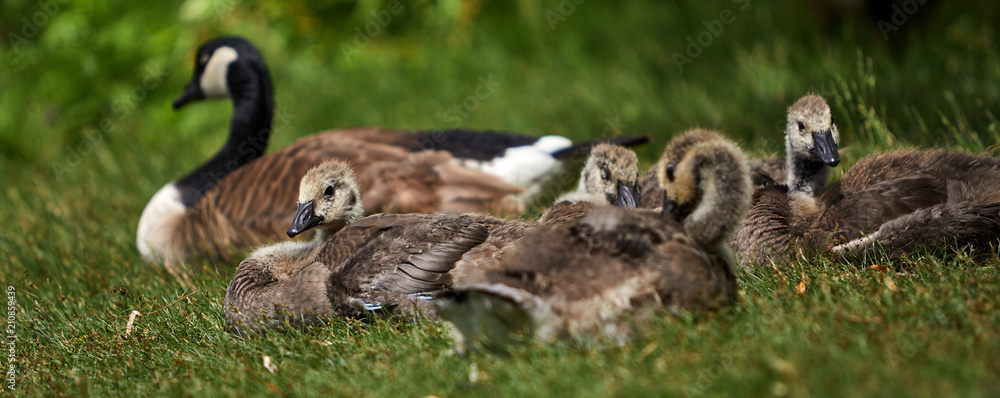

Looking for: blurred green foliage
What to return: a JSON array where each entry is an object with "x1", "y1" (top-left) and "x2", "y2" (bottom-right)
[{"x1": 3, "y1": 1, "x2": 998, "y2": 170}]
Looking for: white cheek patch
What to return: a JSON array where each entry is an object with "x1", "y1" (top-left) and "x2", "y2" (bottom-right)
[{"x1": 200, "y1": 46, "x2": 238, "y2": 99}]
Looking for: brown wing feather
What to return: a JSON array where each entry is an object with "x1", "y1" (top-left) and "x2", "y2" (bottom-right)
[
  {"x1": 750, "y1": 156, "x2": 786, "y2": 186},
  {"x1": 357, "y1": 150, "x2": 524, "y2": 215},
  {"x1": 428, "y1": 154, "x2": 526, "y2": 215},
  {"x1": 839, "y1": 150, "x2": 1000, "y2": 195},
  {"x1": 449, "y1": 217, "x2": 536, "y2": 283},
  {"x1": 730, "y1": 185, "x2": 795, "y2": 265},
  {"x1": 449, "y1": 207, "x2": 733, "y2": 341},
  {"x1": 486, "y1": 207, "x2": 729, "y2": 307},
  {"x1": 320, "y1": 213, "x2": 492, "y2": 314},
  {"x1": 638, "y1": 167, "x2": 662, "y2": 209},
  {"x1": 539, "y1": 201, "x2": 597, "y2": 224},
  {"x1": 816, "y1": 177, "x2": 949, "y2": 244},
  {"x1": 833, "y1": 202, "x2": 1000, "y2": 259}
]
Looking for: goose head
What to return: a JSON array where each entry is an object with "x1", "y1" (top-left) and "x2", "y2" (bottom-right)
[
  {"x1": 657, "y1": 130, "x2": 752, "y2": 248},
  {"x1": 173, "y1": 36, "x2": 270, "y2": 109},
  {"x1": 286, "y1": 160, "x2": 365, "y2": 238},
  {"x1": 575, "y1": 143, "x2": 640, "y2": 208},
  {"x1": 785, "y1": 95, "x2": 841, "y2": 195}
]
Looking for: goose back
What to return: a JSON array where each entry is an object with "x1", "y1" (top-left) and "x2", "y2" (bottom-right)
[
  {"x1": 836, "y1": 150, "x2": 1000, "y2": 199},
  {"x1": 441, "y1": 206, "x2": 734, "y2": 344},
  {"x1": 832, "y1": 201, "x2": 1000, "y2": 260}
]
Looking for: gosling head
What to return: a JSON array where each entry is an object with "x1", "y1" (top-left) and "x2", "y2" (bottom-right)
[
  {"x1": 657, "y1": 128, "x2": 726, "y2": 167},
  {"x1": 786, "y1": 95, "x2": 841, "y2": 168},
  {"x1": 783, "y1": 95, "x2": 841, "y2": 195},
  {"x1": 577, "y1": 143, "x2": 640, "y2": 208},
  {"x1": 173, "y1": 36, "x2": 270, "y2": 109},
  {"x1": 656, "y1": 129, "x2": 729, "y2": 220},
  {"x1": 652, "y1": 128, "x2": 727, "y2": 198},
  {"x1": 657, "y1": 130, "x2": 752, "y2": 248},
  {"x1": 286, "y1": 160, "x2": 365, "y2": 238}
]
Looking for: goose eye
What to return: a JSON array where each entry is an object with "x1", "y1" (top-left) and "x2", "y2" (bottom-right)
[
  {"x1": 600, "y1": 167, "x2": 611, "y2": 181},
  {"x1": 324, "y1": 186, "x2": 335, "y2": 196},
  {"x1": 797, "y1": 121, "x2": 805, "y2": 132},
  {"x1": 199, "y1": 54, "x2": 210, "y2": 65},
  {"x1": 665, "y1": 163, "x2": 676, "y2": 182}
]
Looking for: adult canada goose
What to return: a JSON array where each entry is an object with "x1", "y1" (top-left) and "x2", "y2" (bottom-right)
[
  {"x1": 732, "y1": 149, "x2": 1000, "y2": 265},
  {"x1": 638, "y1": 95, "x2": 841, "y2": 208},
  {"x1": 137, "y1": 36, "x2": 647, "y2": 266},
  {"x1": 436, "y1": 130, "x2": 751, "y2": 345},
  {"x1": 224, "y1": 159, "x2": 537, "y2": 335},
  {"x1": 539, "y1": 143, "x2": 639, "y2": 224}
]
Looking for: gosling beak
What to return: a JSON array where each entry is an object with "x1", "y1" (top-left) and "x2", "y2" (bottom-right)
[
  {"x1": 611, "y1": 182, "x2": 638, "y2": 209},
  {"x1": 287, "y1": 201, "x2": 323, "y2": 238},
  {"x1": 810, "y1": 130, "x2": 841, "y2": 167},
  {"x1": 661, "y1": 194, "x2": 691, "y2": 221},
  {"x1": 172, "y1": 81, "x2": 204, "y2": 110}
]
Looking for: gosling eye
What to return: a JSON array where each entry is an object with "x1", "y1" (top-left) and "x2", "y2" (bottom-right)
[
  {"x1": 324, "y1": 186, "x2": 335, "y2": 196},
  {"x1": 665, "y1": 163, "x2": 676, "y2": 182},
  {"x1": 797, "y1": 121, "x2": 805, "y2": 132},
  {"x1": 600, "y1": 167, "x2": 611, "y2": 181}
]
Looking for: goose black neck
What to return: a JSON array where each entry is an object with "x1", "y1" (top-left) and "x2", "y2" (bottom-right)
[
  {"x1": 788, "y1": 154, "x2": 828, "y2": 195},
  {"x1": 175, "y1": 74, "x2": 274, "y2": 207}
]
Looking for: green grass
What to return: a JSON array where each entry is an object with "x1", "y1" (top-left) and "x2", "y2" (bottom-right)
[{"x1": 4, "y1": 1, "x2": 1000, "y2": 396}]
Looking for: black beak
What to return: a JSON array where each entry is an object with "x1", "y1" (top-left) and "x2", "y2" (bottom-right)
[
  {"x1": 612, "y1": 182, "x2": 638, "y2": 209},
  {"x1": 172, "y1": 81, "x2": 204, "y2": 110},
  {"x1": 661, "y1": 194, "x2": 690, "y2": 221},
  {"x1": 287, "y1": 201, "x2": 323, "y2": 238},
  {"x1": 810, "y1": 130, "x2": 841, "y2": 167}
]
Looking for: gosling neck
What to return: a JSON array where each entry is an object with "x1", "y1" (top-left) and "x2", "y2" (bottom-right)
[
  {"x1": 684, "y1": 149, "x2": 751, "y2": 248},
  {"x1": 785, "y1": 152, "x2": 829, "y2": 196},
  {"x1": 312, "y1": 203, "x2": 366, "y2": 242}
]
